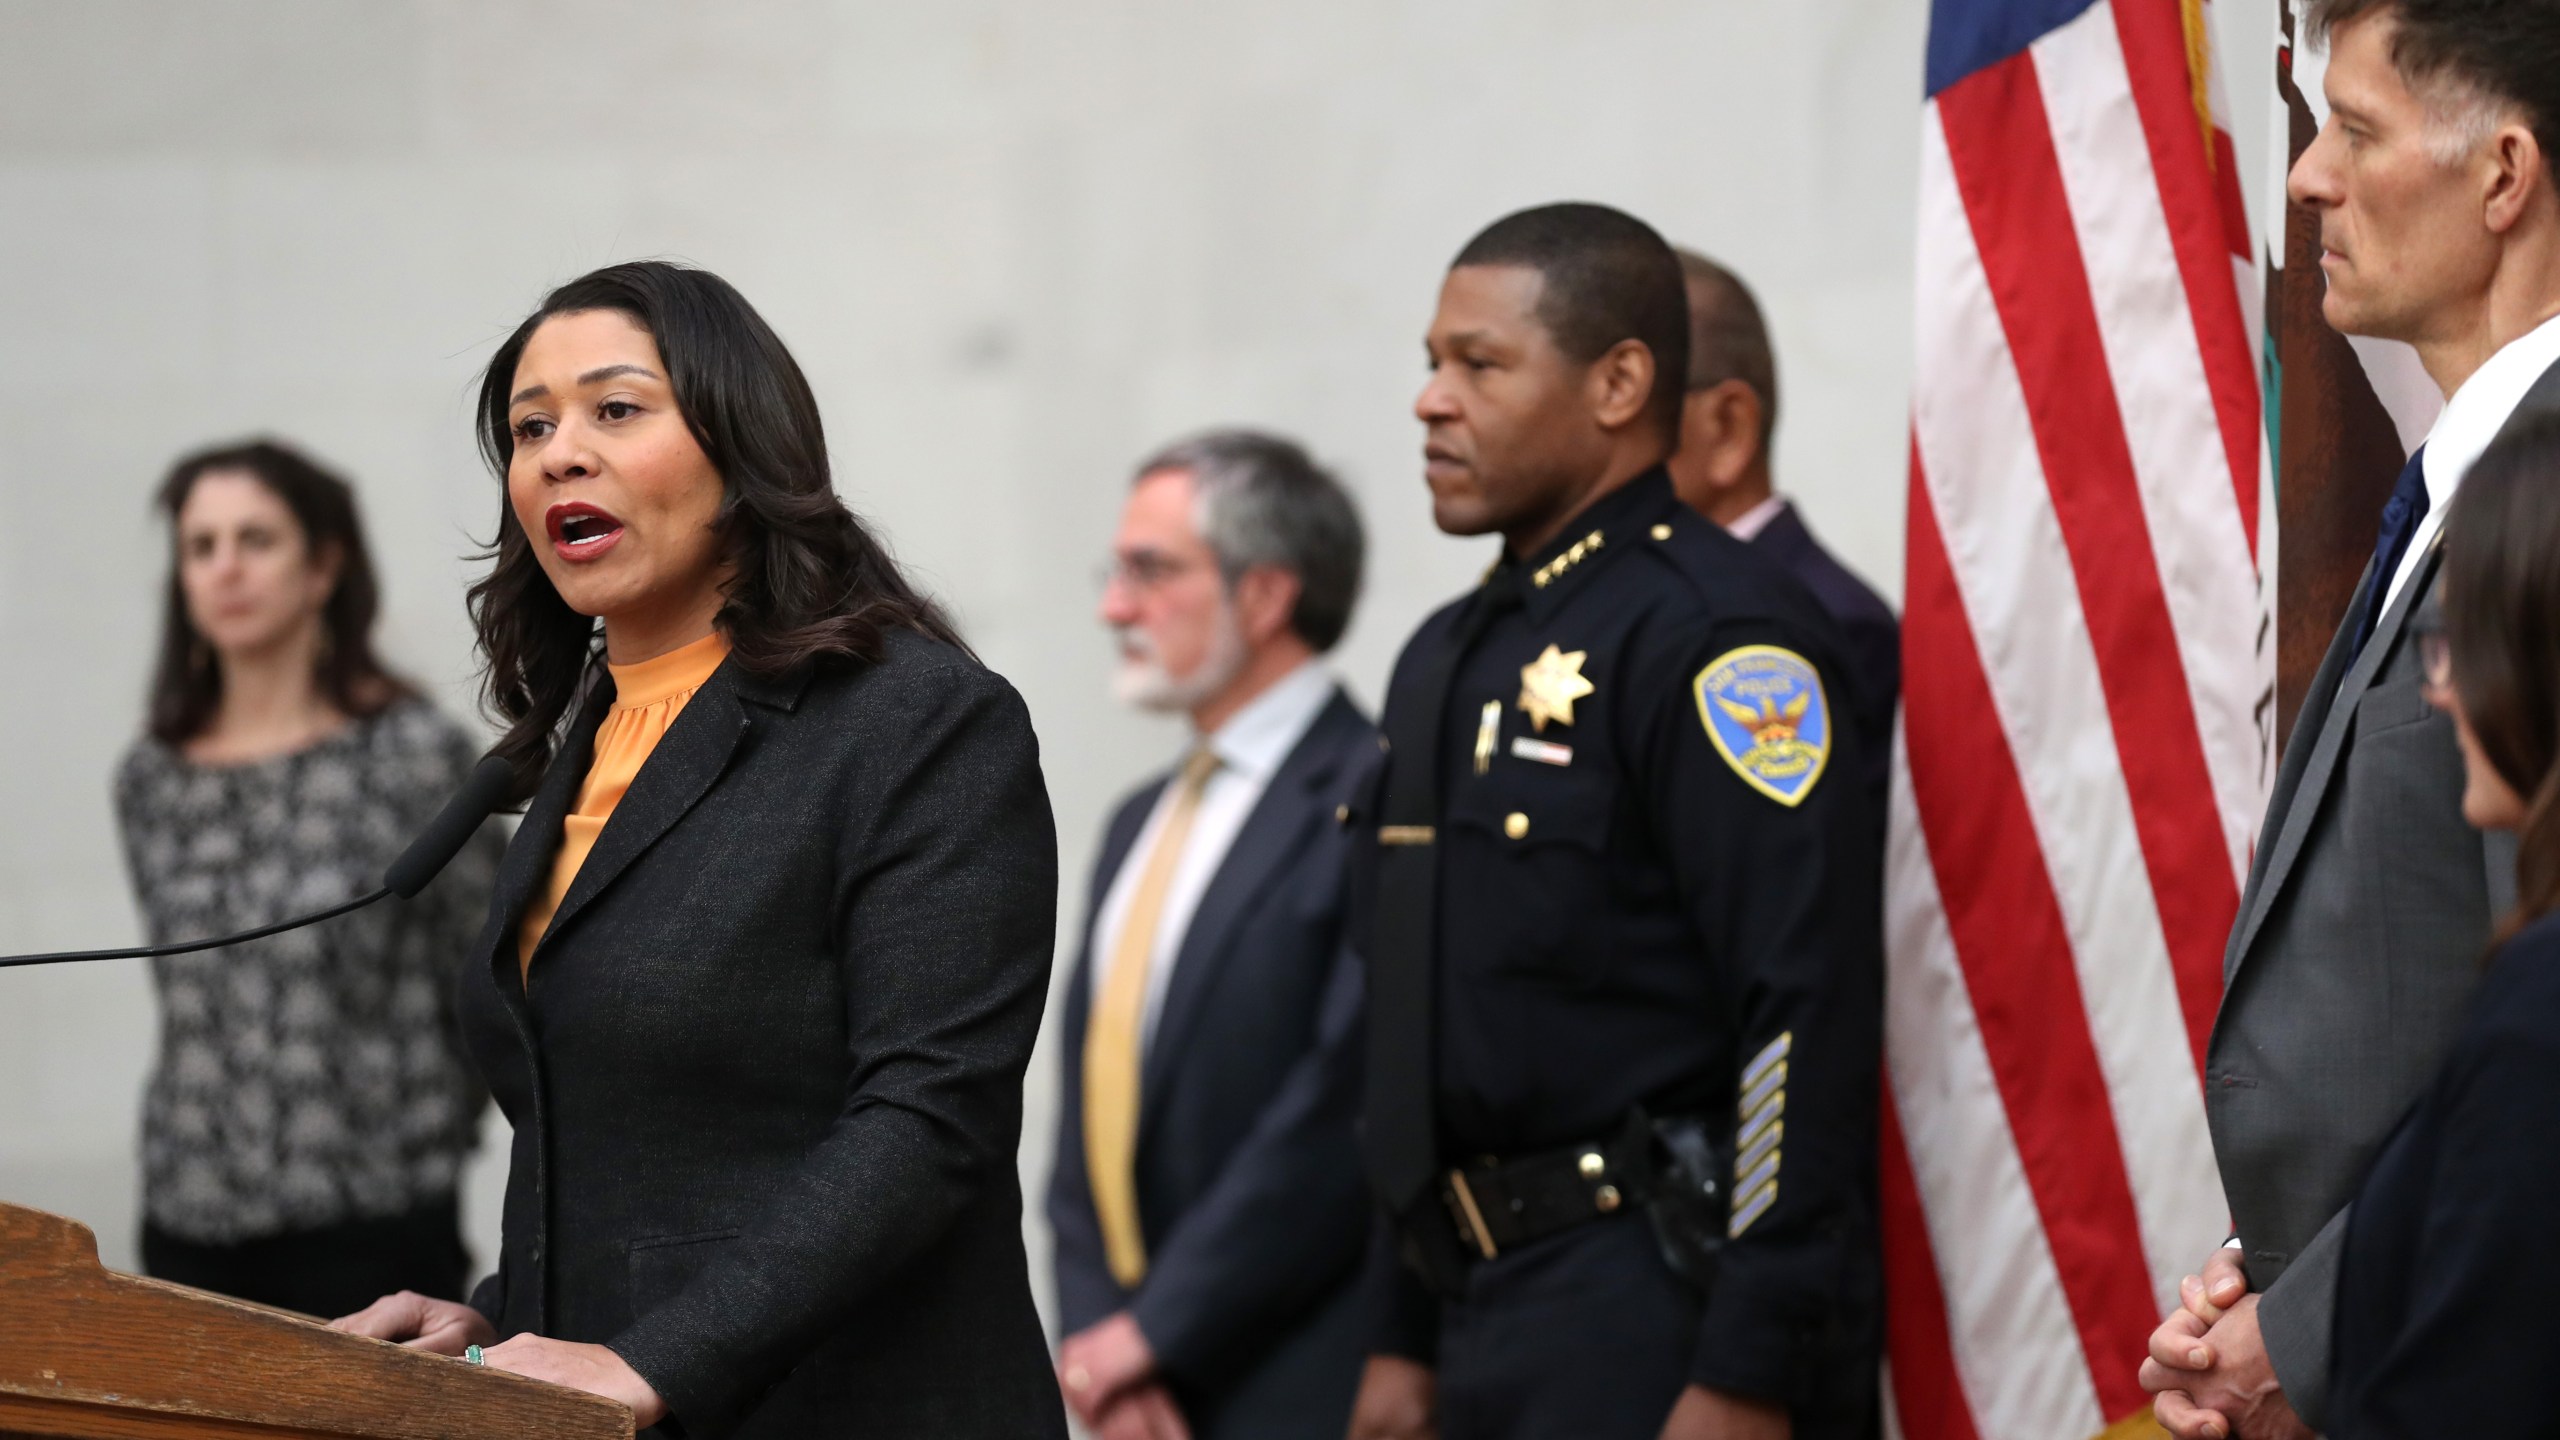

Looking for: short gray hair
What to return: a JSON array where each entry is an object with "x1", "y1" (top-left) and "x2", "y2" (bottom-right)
[
  {"x1": 2303, "y1": 0, "x2": 2552, "y2": 169},
  {"x1": 1135, "y1": 429, "x2": 1366, "y2": 653}
]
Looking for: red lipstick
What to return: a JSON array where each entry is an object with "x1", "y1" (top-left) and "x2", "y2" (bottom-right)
[{"x1": 545, "y1": 501, "x2": 626, "y2": 563}]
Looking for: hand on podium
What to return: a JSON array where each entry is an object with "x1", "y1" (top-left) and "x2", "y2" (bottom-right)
[
  {"x1": 333, "y1": 1291, "x2": 668, "y2": 1427},
  {"x1": 331, "y1": 1291, "x2": 494, "y2": 1356}
]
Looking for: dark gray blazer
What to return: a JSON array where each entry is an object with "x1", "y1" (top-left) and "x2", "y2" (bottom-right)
[
  {"x1": 2208, "y1": 519, "x2": 2516, "y2": 1426},
  {"x1": 1047, "y1": 690, "x2": 1375, "y2": 1440},
  {"x1": 457, "y1": 632, "x2": 1066, "y2": 1440}
]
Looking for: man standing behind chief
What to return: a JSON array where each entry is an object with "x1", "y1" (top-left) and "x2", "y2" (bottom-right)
[
  {"x1": 1050, "y1": 432, "x2": 1378, "y2": 1440},
  {"x1": 1665, "y1": 248, "x2": 1898, "y2": 805}
]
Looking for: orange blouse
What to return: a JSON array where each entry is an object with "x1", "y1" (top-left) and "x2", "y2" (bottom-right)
[{"x1": 517, "y1": 630, "x2": 732, "y2": 977}]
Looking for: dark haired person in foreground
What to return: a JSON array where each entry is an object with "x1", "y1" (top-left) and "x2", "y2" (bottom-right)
[
  {"x1": 118, "y1": 440, "x2": 496, "y2": 1319},
  {"x1": 2320, "y1": 411, "x2": 2560, "y2": 1436},
  {"x1": 332, "y1": 261, "x2": 1065, "y2": 1438},
  {"x1": 1048, "y1": 431, "x2": 1376, "y2": 1439},
  {"x1": 2138, "y1": 0, "x2": 2560, "y2": 1434},
  {"x1": 1346, "y1": 203, "x2": 1882, "y2": 1440}
]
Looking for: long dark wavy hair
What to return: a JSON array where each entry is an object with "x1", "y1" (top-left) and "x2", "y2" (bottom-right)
[
  {"x1": 2441, "y1": 408, "x2": 2560, "y2": 936},
  {"x1": 469, "y1": 260, "x2": 963, "y2": 800},
  {"x1": 147, "y1": 440, "x2": 413, "y2": 745}
]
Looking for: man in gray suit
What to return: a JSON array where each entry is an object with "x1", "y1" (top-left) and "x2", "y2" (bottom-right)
[{"x1": 2140, "y1": 3, "x2": 2560, "y2": 1436}]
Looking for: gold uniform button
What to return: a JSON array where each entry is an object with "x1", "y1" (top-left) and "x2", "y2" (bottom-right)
[
  {"x1": 1594, "y1": 1184, "x2": 1623, "y2": 1212},
  {"x1": 1651, "y1": 523, "x2": 1673, "y2": 540},
  {"x1": 1335, "y1": 804, "x2": 1350, "y2": 825},
  {"x1": 1504, "y1": 812, "x2": 1530, "y2": 840},
  {"x1": 1578, "y1": 1151, "x2": 1606, "y2": 1179}
]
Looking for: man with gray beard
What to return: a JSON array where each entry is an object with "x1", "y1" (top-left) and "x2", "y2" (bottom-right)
[{"x1": 1049, "y1": 430, "x2": 1379, "y2": 1440}]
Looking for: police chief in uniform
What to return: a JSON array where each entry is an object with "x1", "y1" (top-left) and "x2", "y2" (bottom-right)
[{"x1": 1344, "y1": 204, "x2": 1884, "y2": 1440}]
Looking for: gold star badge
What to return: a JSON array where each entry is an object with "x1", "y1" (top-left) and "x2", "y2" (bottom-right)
[{"x1": 1518, "y1": 645, "x2": 1595, "y2": 732}]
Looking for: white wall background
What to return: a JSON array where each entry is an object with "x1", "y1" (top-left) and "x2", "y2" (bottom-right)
[{"x1": 0, "y1": 0, "x2": 2271, "y2": 1334}]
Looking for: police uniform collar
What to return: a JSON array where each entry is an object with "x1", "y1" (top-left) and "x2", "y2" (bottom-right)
[{"x1": 1514, "y1": 466, "x2": 1679, "y2": 622}]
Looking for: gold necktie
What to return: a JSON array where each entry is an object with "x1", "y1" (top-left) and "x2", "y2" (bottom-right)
[{"x1": 1084, "y1": 748, "x2": 1221, "y2": 1287}]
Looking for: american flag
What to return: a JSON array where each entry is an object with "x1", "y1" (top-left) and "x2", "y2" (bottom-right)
[{"x1": 1881, "y1": 2, "x2": 2272, "y2": 1437}]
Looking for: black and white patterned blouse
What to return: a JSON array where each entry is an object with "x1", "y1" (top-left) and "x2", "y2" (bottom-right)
[{"x1": 114, "y1": 698, "x2": 502, "y2": 1245}]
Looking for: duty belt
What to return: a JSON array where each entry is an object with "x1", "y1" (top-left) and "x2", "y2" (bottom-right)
[{"x1": 1436, "y1": 1117, "x2": 1662, "y2": 1260}]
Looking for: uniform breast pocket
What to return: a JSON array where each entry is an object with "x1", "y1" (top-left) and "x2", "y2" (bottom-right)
[
  {"x1": 627, "y1": 1228, "x2": 740, "y2": 1319},
  {"x1": 1445, "y1": 770, "x2": 1616, "y2": 987}
]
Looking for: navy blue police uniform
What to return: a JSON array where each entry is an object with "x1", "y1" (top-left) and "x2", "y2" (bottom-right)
[{"x1": 1352, "y1": 467, "x2": 1883, "y2": 1440}]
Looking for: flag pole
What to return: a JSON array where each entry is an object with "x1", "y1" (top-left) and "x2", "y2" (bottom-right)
[{"x1": 2266, "y1": 1, "x2": 2424, "y2": 750}]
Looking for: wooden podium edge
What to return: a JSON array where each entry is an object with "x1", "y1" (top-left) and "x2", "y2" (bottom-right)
[
  {"x1": 0, "y1": 1204, "x2": 631, "y2": 1440},
  {"x1": 0, "y1": 1388, "x2": 355, "y2": 1439}
]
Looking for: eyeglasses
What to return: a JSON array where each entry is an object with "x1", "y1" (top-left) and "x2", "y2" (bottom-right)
[
  {"x1": 2410, "y1": 618, "x2": 2455, "y2": 708},
  {"x1": 2418, "y1": 631, "x2": 2452, "y2": 691},
  {"x1": 1095, "y1": 552, "x2": 1208, "y2": 594}
]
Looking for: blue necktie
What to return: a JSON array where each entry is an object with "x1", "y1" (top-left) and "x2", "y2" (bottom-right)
[{"x1": 2351, "y1": 445, "x2": 2430, "y2": 662}]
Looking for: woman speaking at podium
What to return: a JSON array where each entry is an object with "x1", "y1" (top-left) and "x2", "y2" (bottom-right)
[{"x1": 334, "y1": 261, "x2": 1066, "y2": 1438}]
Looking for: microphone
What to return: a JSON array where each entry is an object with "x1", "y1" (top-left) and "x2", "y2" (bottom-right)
[
  {"x1": 384, "y1": 755, "x2": 515, "y2": 898},
  {"x1": 0, "y1": 754, "x2": 515, "y2": 972}
]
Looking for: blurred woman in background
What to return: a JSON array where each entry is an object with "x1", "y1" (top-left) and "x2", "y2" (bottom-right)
[
  {"x1": 115, "y1": 439, "x2": 496, "y2": 1318},
  {"x1": 2326, "y1": 408, "x2": 2560, "y2": 1436}
]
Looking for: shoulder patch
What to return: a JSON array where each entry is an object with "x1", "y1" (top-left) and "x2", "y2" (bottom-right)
[{"x1": 1694, "y1": 645, "x2": 1830, "y2": 807}]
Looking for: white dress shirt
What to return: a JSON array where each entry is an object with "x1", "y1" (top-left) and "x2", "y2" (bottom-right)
[
  {"x1": 1723, "y1": 493, "x2": 1789, "y2": 542},
  {"x1": 2384, "y1": 311, "x2": 2560, "y2": 617},
  {"x1": 1088, "y1": 659, "x2": 1337, "y2": 1056}
]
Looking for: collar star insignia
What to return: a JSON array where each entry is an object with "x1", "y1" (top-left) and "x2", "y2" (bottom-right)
[
  {"x1": 1531, "y1": 529, "x2": 1606, "y2": 588},
  {"x1": 1518, "y1": 644, "x2": 1595, "y2": 732}
]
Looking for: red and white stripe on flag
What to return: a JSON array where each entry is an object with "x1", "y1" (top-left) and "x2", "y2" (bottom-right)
[{"x1": 1885, "y1": 2, "x2": 2271, "y2": 1437}]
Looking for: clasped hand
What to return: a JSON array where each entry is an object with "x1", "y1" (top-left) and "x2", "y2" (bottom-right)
[
  {"x1": 1057, "y1": 1312, "x2": 1191, "y2": 1440},
  {"x1": 330, "y1": 1291, "x2": 667, "y2": 1428},
  {"x1": 2136, "y1": 1250, "x2": 2312, "y2": 1440}
]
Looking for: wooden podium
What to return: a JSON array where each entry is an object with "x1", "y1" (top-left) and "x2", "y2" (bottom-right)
[{"x1": 0, "y1": 1204, "x2": 631, "y2": 1439}]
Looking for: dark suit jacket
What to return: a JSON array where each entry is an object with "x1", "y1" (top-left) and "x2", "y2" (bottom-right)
[
  {"x1": 1749, "y1": 500, "x2": 1900, "y2": 806},
  {"x1": 2210, "y1": 544, "x2": 2514, "y2": 1428},
  {"x1": 457, "y1": 631, "x2": 1066, "y2": 1440},
  {"x1": 2329, "y1": 912, "x2": 2560, "y2": 1438},
  {"x1": 1047, "y1": 689, "x2": 1376, "y2": 1440}
]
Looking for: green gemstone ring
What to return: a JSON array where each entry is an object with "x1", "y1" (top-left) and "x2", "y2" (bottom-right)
[{"x1": 463, "y1": 1344, "x2": 486, "y2": 1366}]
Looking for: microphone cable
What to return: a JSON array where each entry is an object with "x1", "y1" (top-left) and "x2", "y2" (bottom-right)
[{"x1": 0, "y1": 754, "x2": 516, "y2": 972}]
